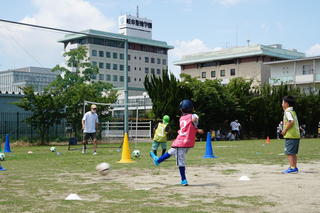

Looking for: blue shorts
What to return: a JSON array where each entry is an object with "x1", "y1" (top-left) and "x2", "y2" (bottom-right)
[{"x1": 284, "y1": 139, "x2": 300, "y2": 155}]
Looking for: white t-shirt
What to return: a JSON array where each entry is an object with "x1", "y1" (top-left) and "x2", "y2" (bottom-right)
[
  {"x1": 230, "y1": 121, "x2": 241, "y2": 131},
  {"x1": 284, "y1": 107, "x2": 294, "y2": 121},
  {"x1": 82, "y1": 111, "x2": 99, "y2": 133}
]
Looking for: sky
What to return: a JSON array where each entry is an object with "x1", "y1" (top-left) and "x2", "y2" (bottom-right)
[{"x1": 0, "y1": 0, "x2": 320, "y2": 77}]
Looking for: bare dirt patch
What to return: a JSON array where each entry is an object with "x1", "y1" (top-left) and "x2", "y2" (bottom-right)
[{"x1": 111, "y1": 161, "x2": 320, "y2": 213}]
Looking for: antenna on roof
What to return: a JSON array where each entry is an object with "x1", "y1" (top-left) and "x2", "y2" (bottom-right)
[
  {"x1": 246, "y1": 39, "x2": 250, "y2": 46},
  {"x1": 136, "y1": 5, "x2": 139, "y2": 18}
]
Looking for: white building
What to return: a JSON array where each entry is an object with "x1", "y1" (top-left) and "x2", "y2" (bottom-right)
[
  {"x1": 58, "y1": 13, "x2": 173, "y2": 96},
  {"x1": 0, "y1": 66, "x2": 57, "y2": 94},
  {"x1": 266, "y1": 56, "x2": 320, "y2": 93},
  {"x1": 174, "y1": 44, "x2": 305, "y2": 86}
]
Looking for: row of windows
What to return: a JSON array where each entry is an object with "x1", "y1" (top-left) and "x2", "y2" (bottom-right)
[
  {"x1": 92, "y1": 61, "x2": 163, "y2": 74},
  {"x1": 91, "y1": 50, "x2": 167, "y2": 65},
  {"x1": 92, "y1": 74, "x2": 143, "y2": 83},
  {"x1": 202, "y1": 69, "x2": 236, "y2": 78},
  {"x1": 144, "y1": 68, "x2": 161, "y2": 75}
]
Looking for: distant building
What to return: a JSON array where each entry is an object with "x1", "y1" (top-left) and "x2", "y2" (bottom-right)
[
  {"x1": 0, "y1": 66, "x2": 57, "y2": 94},
  {"x1": 58, "y1": 13, "x2": 173, "y2": 96},
  {"x1": 266, "y1": 56, "x2": 320, "y2": 93},
  {"x1": 174, "y1": 44, "x2": 305, "y2": 85}
]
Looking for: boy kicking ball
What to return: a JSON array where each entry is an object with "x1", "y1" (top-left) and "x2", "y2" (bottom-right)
[
  {"x1": 149, "y1": 99, "x2": 204, "y2": 186},
  {"x1": 281, "y1": 96, "x2": 300, "y2": 174}
]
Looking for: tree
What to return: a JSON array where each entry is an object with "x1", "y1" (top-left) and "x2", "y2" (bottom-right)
[
  {"x1": 144, "y1": 70, "x2": 191, "y2": 137},
  {"x1": 49, "y1": 46, "x2": 117, "y2": 138},
  {"x1": 15, "y1": 86, "x2": 64, "y2": 145}
]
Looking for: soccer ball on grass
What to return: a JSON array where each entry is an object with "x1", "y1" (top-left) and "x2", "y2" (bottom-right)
[
  {"x1": 96, "y1": 162, "x2": 111, "y2": 176},
  {"x1": 132, "y1": 149, "x2": 141, "y2": 158},
  {"x1": 50, "y1": 147, "x2": 56, "y2": 152},
  {"x1": 0, "y1": 153, "x2": 5, "y2": 161}
]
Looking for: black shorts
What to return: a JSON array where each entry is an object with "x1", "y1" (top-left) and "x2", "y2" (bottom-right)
[
  {"x1": 284, "y1": 139, "x2": 300, "y2": 155},
  {"x1": 84, "y1": 132, "x2": 96, "y2": 141}
]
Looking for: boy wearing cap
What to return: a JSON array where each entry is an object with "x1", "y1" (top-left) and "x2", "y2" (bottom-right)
[
  {"x1": 150, "y1": 100, "x2": 204, "y2": 186},
  {"x1": 151, "y1": 115, "x2": 170, "y2": 157},
  {"x1": 82, "y1": 104, "x2": 99, "y2": 155}
]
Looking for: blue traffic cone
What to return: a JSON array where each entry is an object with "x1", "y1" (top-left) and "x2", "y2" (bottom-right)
[
  {"x1": 0, "y1": 164, "x2": 6, "y2": 171},
  {"x1": 203, "y1": 132, "x2": 218, "y2": 158},
  {"x1": 4, "y1": 134, "x2": 12, "y2": 153}
]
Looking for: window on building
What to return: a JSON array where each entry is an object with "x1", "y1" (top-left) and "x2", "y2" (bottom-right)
[
  {"x1": 120, "y1": 64, "x2": 124, "y2": 71},
  {"x1": 151, "y1": 58, "x2": 155, "y2": 63},
  {"x1": 92, "y1": 50, "x2": 97, "y2": 57},
  {"x1": 106, "y1": 51, "x2": 111, "y2": 58},
  {"x1": 128, "y1": 66, "x2": 131, "y2": 71},
  {"x1": 139, "y1": 57, "x2": 141, "y2": 60},
  {"x1": 113, "y1": 64, "x2": 118, "y2": 70},
  {"x1": 139, "y1": 67, "x2": 141, "y2": 71},
  {"x1": 113, "y1": 52, "x2": 118, "y2": 59},
  {"x1": 145, "y1": 67, "x2": 149, "y2": 74},
  {"x1": 120, "y1": 76, "x2": 124, "y2": 82},
  {"x1": 230, "y1": 69, "x2": 236, "y2": 76},
  {"x1": 92, "y1": 74, "x2": 97, "y2": 79},
  {"x1": 139, "y1": 78, "x2": 141, "y2": 81},
  {"x1": 99, "y1": 74, "x2": 104, "y2": 80},
  {"x1": 92, "y1": 61, "x2": 97, "y2": 67},
  {"x1": 220, "y1": 70, "x2": 225, "y2": 77},
  {"x1": 106, "y1": 74, "x2": 111, "y2": 81},
  {"x1": 128, "y1": 76, "x2": 131, "y2": 82},
  {"x1": 113, "y1": 75, "x2": 118, "y2": 81},
  {"x1": 156, "y1": 69, "x2": 161, "y2": 75},
  {"x1": 106, "y1": 63, "x2": 111, "y2": 69},
  {"x1": 99, "y1": 51, "x2": 104, "y2": 57},
  {"x1": 151, "y1": 68, "x2": 155, "y2": 74},
  {"x1": 128, "y1": 54, "x2": 131, "y2": 60},
  {"x1": 145, "y1": 57, "x2": 149, "y2": 63},
  {"x1": 120, "y1": 53, "x2": 124, "y2": 59},
  {"x1": 99, "y1": 62, "x2": 104, "y2": 69},
  {"x1": 302, "y1": 64, "x2": 313, "y2": 75},
  {"x1": 134, "y1": 78, "x2": 137, "y2": 81},
  {"x1": 202, "y1": 72, "x2": 206, "y2": 78},
  {"x1": 162, "y1": 59, "x2": 167, "y2": 65},
  {"x1": 211, "y1": 71, "x2": 216, "y2": 77},
  {"x1": 157, "y1": 58, "x2": 161, "y2": 64}
]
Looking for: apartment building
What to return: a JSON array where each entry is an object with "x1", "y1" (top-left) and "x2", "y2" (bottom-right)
[
  {"x1": 0, "y1": 66, "x2": 57, "y2": 94},
  {"x1": 174, "y1": 44, "x2": 305, "y2": 85},
  {"x1": 58, "y1": 14, "x2": 173, "y2": 96},
  {"x1": 266, "y1": 56, "x2": 320, "y2": 93}
]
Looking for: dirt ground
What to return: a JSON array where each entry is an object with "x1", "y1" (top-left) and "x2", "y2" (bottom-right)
[{"x1": 108, "y1": 161, "x2": 320, "y2": 213}]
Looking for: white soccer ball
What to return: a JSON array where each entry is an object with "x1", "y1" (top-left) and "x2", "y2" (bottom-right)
[
  {"x1": 132, "y1": 149, "x2": 141, "y2": 158},
  {"x1": 50, "y1": 147, "x2": 56, "y2": 152},
  {"x1": 0, "y1": 153, "x2": 5, "y2": 161},
  {"x1": 96, "y1": 162, "x2": 111, "y2": 176}
]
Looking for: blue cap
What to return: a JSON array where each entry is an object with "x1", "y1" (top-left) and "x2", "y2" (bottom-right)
[{"x1": 179, "y1": 99, "x2": 193, "y2": 110}]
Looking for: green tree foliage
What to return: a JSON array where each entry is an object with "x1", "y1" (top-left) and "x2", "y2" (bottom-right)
[
  {"x1": 49, "y1": 46, "x2": 117, "y2": 137},
  {"x1": 144, "y1": 70, "x2": 191, "y2": 137},
  {"x1": 15, "y1": 86, "x2": 64, "y2": 145},
  {"x1": 146, "y1": 71, "x2": 320, "y2": 139}
]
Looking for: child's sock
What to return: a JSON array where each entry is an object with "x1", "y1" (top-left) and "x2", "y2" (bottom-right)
[
  {"x1": 157, "y1": 152, "x2": 171, "y2": 163},
  {"x1": 179, "y1": 166, "x2": 186, "y2": 181}
]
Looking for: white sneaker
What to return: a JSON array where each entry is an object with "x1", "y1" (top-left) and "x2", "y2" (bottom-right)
[
  {"x1": 82, "y1": 149, "x2": 87, "y2": 154},
  {"x1": 93, "y1": 152, "x2": 97, "y2": 155}
]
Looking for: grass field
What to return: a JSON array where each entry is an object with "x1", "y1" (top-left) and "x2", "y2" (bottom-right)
[{"x1": 1, "y1": 138, "x2": 320, "y2": 213}]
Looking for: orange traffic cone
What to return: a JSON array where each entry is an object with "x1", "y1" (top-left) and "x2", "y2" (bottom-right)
[
  {"x1": 266, "y1": 136, "x2": 270, "y2": 144},
  {"x1": 118, "y1": 133, "x2": 134, "y2": 163}
]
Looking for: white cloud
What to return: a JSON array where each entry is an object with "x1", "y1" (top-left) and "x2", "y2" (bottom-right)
[
  {"x1": 168, "y1": 39, "x2": 221, "y2": 78},
  {"x1": 306, "y1": 44, "x2": 320, "y2": 56},
  {"x1": 0, "y1": 0, "x2": 116, "y2": 70}
]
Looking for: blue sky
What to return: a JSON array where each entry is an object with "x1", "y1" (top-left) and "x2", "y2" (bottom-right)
[{"x1": 0, "y1": 0, "x2": 320, "y2": 77}]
